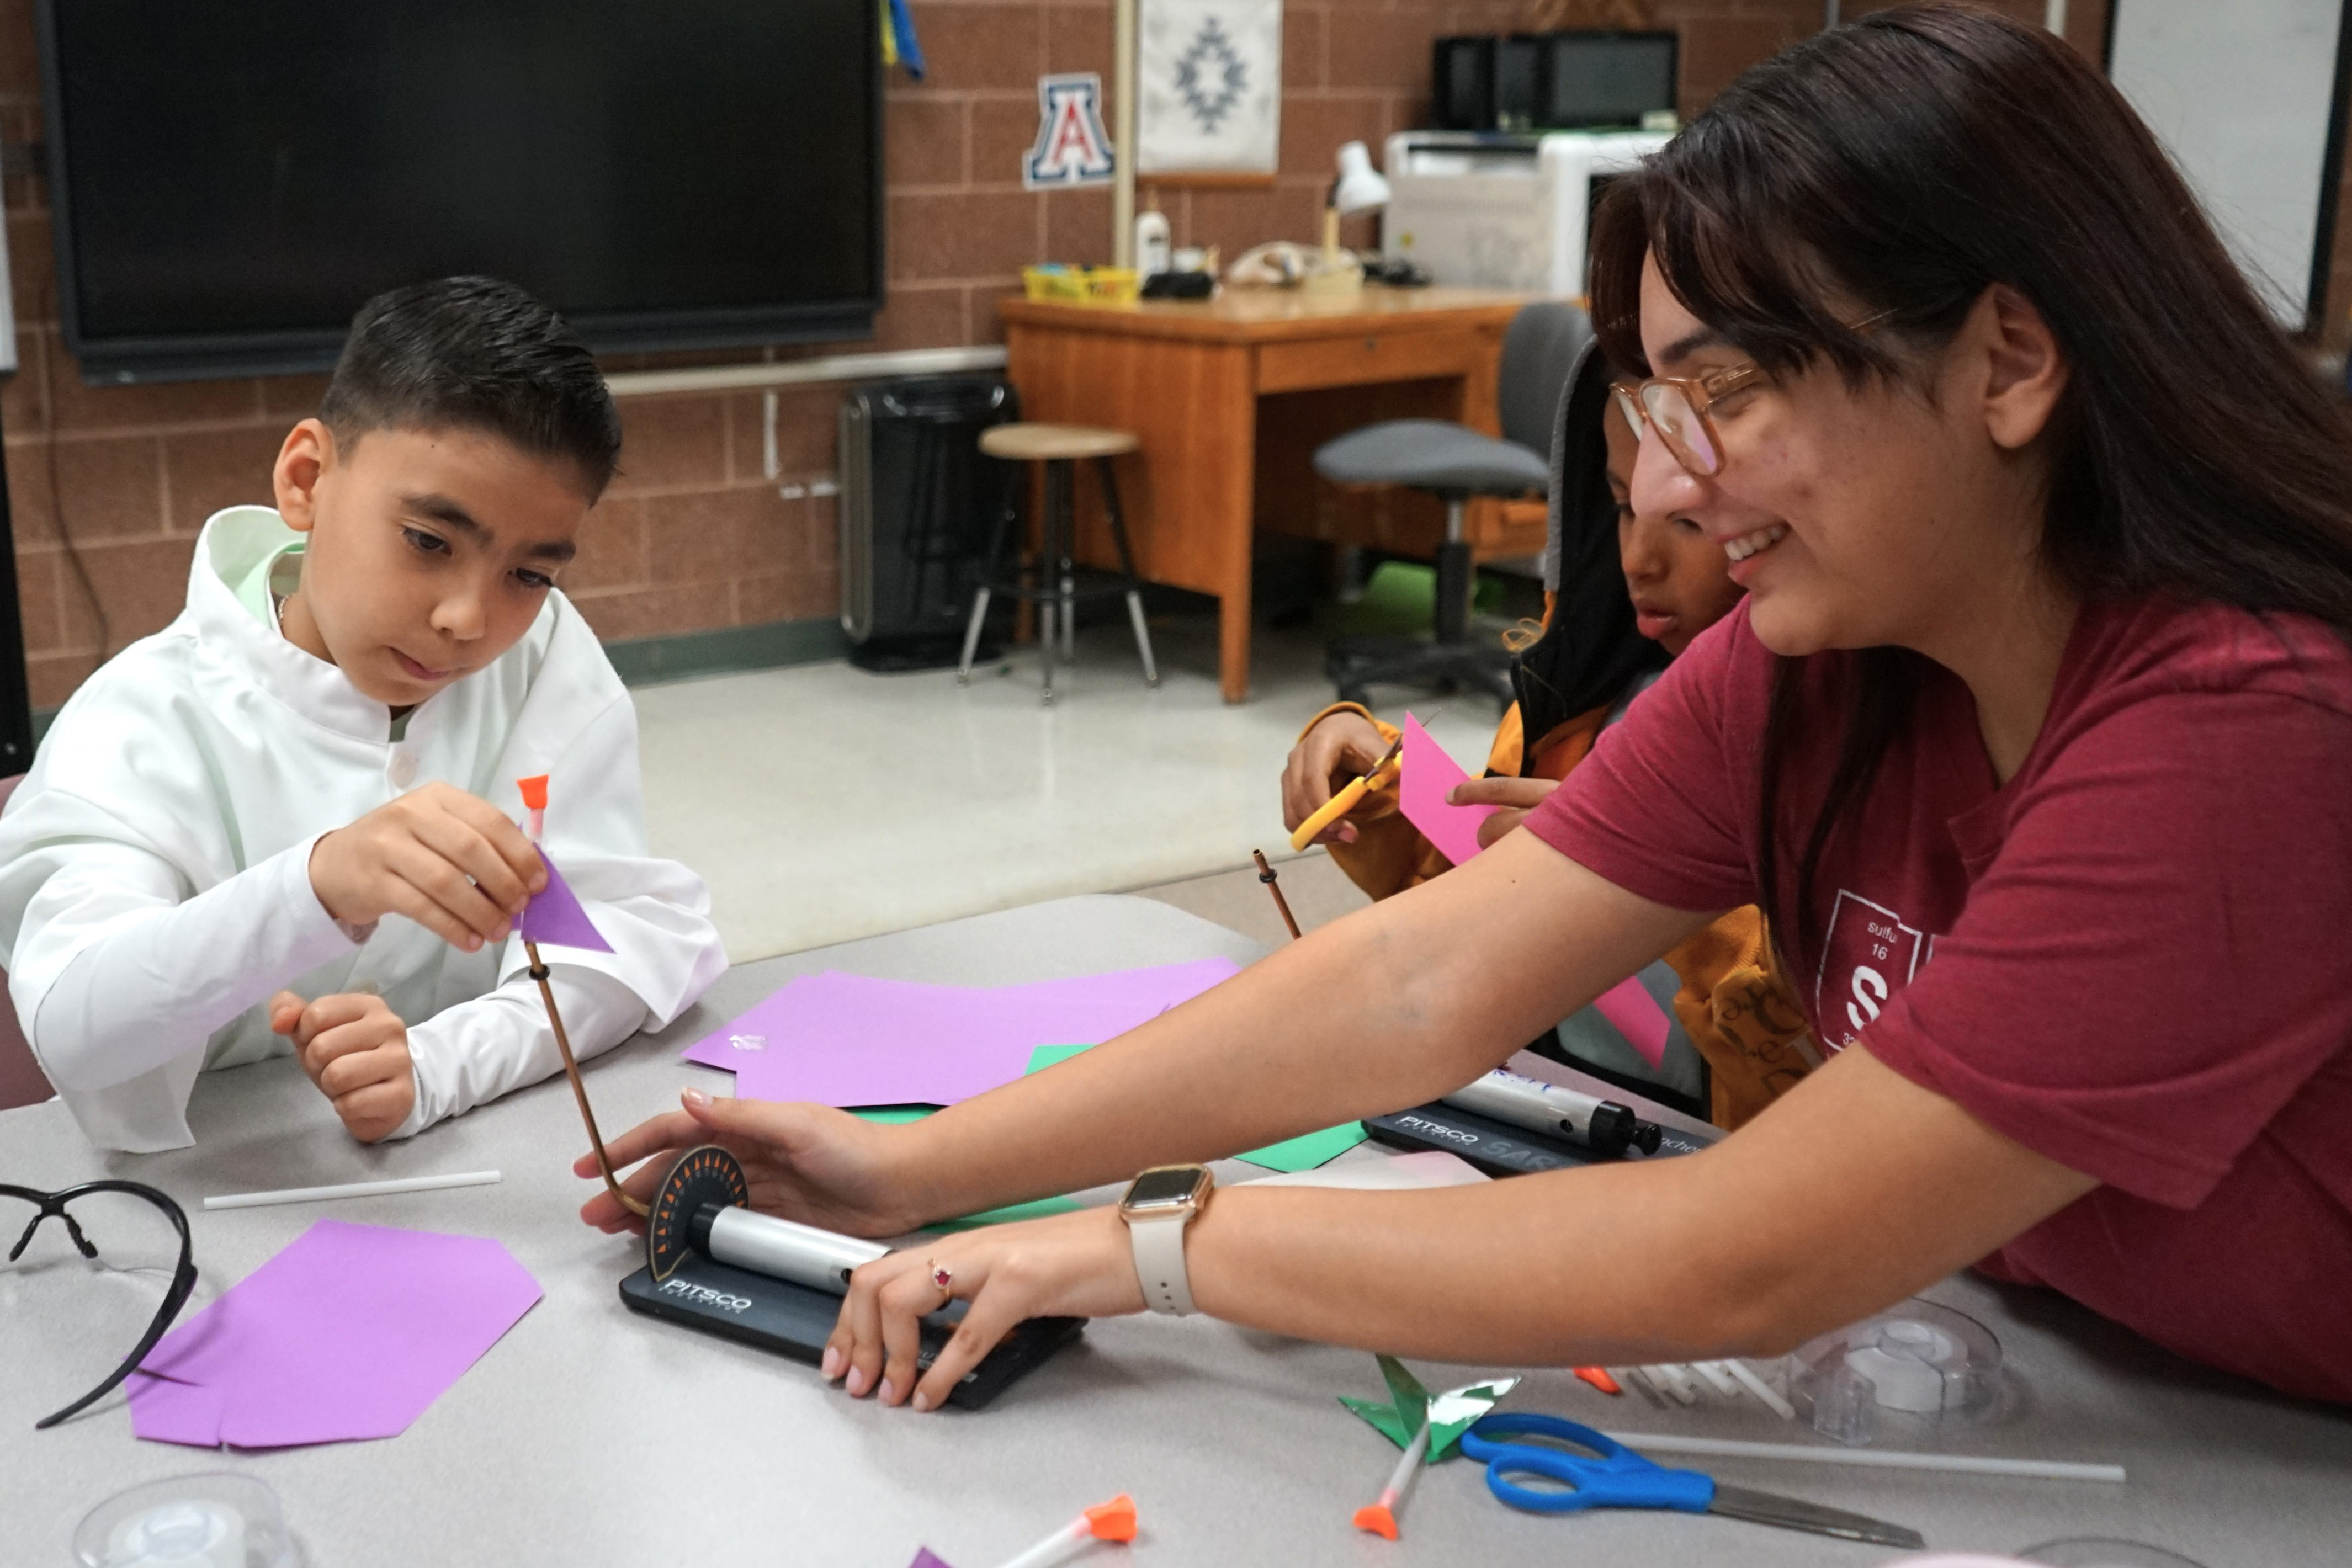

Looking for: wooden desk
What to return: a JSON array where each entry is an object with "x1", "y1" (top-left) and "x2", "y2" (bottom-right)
[{"x1": 1000, "y1": 286, "x2": 1537, "y2": 703}]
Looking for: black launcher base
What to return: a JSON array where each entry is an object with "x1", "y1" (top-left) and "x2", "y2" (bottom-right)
[{"x1": 619, "y1": 1252, "x2": 1082, "y2": 1410}]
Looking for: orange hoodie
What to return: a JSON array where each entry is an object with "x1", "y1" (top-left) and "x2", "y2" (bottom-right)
[{"x1": 1302, "y1": 696, "x2": 1816, "y2": 1129}]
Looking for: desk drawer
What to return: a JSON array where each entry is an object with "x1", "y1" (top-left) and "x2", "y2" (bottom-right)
[{"x1": 1256, "y1": 329, "x2": 1484, "y2": 394}]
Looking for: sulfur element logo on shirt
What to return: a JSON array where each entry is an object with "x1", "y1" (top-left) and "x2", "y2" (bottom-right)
[{"x1": 1815, "y1": 890, "x2": 1940, "y2": 1051}]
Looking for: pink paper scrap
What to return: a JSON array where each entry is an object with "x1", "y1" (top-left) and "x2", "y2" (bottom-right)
[
  {"x1": 1592, "y1": 974, "x2": 1674, "y2": 1070},
  {"x1": 520, "y1": 853, "x2": 613, "y2": 953},
  {"x1": 681, "y1": 958, "x2": 1241, "y2": 1108},
  {"x1": 126, "y1": 1219, "x2": 541, "y2": 1449},
  {"x1": 1398, "y1": 714, "x2": 1498, "y2": 866}
]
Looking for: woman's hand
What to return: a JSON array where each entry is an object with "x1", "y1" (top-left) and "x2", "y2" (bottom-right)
[
  {"x1": 823, "y1": 1206, "x2": 1144, "y2": 1411},
  {"x1": 1451, "y1": 775, "x2": 1560, "y2": 849},
  {"x1": 575, "y1": 1087, "x2": 925, "y2": 1239},
  {"x1": 1282, "y1": 710, "x2": 1393, "y2": 845}
]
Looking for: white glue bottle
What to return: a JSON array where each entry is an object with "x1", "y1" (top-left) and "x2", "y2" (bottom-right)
[{"x1": 1134, "y1": 198, "x2": 1171, "y2": 278}]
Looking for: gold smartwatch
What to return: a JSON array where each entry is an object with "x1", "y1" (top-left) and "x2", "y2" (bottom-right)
[{"x1": 1118, "y1": 1164, "x2": 1214, "y2": 1315}]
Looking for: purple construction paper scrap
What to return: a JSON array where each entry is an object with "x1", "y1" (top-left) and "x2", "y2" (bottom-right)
[
  {"x1": 520, "y1": 853, "x2": 614, "y2": 953},
  {"x1": 908, "y1": 1551, "x2": 956, "y2": 1568},
  {"x1": 126, "y1": 1219, "x2": 541, "y2": 1449},
  {"x1": 681, "y1": 959, "x2": 1239, "y2": 1108}
]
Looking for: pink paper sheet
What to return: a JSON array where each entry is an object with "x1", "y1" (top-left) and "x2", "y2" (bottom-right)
[
  {"x1": 1593, "y1": 974, "x2": 1674, "y2": 1070},
  {"x1": 681, "y1": 958, "x2": 1241, "y2": 1107},
  {"x1": 126, "y1": 1219, "x2": 541, "y2": 1449},
  {"x1": 1398, "y1": 715, "x2": 1498, "y2": 865},
  {"x1": 520, "y1": 854, "x2": 613, "y2": 953}
]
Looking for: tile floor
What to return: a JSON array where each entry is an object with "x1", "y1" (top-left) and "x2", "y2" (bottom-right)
[{"x1": 633, "y1": 614, "x2": 1490, "y2": 960}]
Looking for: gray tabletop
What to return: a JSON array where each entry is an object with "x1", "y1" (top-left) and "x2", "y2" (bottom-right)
[{"x1": 4, "y1": 895, "x2": 2348, "y2": 1568}]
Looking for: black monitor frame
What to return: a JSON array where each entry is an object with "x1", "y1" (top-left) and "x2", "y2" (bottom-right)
[{"x1": 35, "y1": 1, "x2": 886, "y2": 385}]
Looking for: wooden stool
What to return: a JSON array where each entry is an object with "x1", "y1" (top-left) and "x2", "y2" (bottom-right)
[{"x1": 958, "y1": 423, "x2": 1159, "y2": 705}]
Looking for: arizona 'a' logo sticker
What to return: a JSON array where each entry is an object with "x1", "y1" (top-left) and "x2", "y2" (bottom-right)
[{"x1": 1025, "y1": 72, "x2": 1117, "y2": 189}]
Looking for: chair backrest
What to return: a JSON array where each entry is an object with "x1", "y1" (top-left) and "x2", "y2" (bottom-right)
[
  {"x1": 1497, "y1": 301, "x2": 1595, "y2": 455},
  {"x1": 0, "y1": 772, "x2": 51, "y2": 1112}
]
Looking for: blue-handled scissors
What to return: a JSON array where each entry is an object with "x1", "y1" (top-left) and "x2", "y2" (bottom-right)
[{"x1": 1461, "y1": 1414, "x2": 1925, "y2": 1551}]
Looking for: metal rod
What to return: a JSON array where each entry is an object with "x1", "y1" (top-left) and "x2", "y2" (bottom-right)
[
  {"x1": 528, "y1": 938, "x2": 649, "y2": 1218},
  {"x1": 1252, "y1": 849, "x2": 1303, "y2": 941}
]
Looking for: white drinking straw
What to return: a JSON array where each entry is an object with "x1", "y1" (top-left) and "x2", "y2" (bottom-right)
[
  {"x1": 1690, "y1": 1359, "x2": 1742, "y2": 1397},
  {"x1": 993, "y1": 1495, "x2": 1138, "y2": 1568},
  {"x1": 203, "y1": 1171, "x2": 502, "y2": 1210},
  {"x1": 1601, "y1": 1431, "x2": 2126, "y2": 1484},
  {"x1": 1352, "y1": 1421, "x2": 1431, "y2": 1539},
  {"x1": 1723, "y1": 1359, "x2": 1798, "y2": 1420}
]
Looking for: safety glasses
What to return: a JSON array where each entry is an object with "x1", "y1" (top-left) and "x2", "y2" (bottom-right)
[
  {"x1": 1614, "y1": 310, "x2": 1896, "y2": 479},
  {"x1": 3, "y1": 1181, "x2": 198, "y2": 1429}
]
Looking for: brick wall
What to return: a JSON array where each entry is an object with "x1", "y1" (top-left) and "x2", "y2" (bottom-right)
[{"x1": 1, "y1": 0, "x2": 2339, "y2": 714}]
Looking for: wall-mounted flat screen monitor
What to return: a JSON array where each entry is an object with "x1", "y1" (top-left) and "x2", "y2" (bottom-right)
[{"x1": 38, "y1": 0, "x2": 882, "y2": 383}]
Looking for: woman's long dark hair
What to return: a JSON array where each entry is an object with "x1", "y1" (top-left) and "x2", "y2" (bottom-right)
[
  {"x1": 1588, "y1": 4, "x2": 2352, "y2": 956},
  {"x1": 1511, "y1": 341, "x2": 1669, "y2": 753}
]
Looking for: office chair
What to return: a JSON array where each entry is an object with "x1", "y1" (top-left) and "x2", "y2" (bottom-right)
[{"x1": 1315, "y1": 301, "x2": 1592, "y2": 708}]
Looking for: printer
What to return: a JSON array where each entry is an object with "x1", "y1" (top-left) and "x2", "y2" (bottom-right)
[{"x1": 1380, "y1": 129, "x2": 1672, "y2": 296}]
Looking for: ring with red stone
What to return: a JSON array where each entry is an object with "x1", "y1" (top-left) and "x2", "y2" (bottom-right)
[{"x1": 928, "y1": 1259, "x2": 954, "y2": 1300}]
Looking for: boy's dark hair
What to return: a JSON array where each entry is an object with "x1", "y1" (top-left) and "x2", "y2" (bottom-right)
[{"x1": 320, "y1": 277, "x2": 622, "y2": 500}]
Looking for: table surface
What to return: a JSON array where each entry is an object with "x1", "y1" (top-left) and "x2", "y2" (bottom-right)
[
  {"x1": 6, "y1": 895, "x2": 2348, "y2": 1568},
  {"x1": 998, "y1": 284, "x2": 1527, "y2": 343}
]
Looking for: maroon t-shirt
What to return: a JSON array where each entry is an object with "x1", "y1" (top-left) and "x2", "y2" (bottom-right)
[{"x1": 1526, "y1": 594, "x2": 2352, "y2": 1404}]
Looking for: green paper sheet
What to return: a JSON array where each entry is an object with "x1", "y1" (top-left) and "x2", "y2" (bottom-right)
[
  {"x1": 1234, "y1": 1121, "x2": 1369, "y2": 1172},
  {"x1": 927, "y1": 1195, "x2": 1085, "y2": 1232},
  {"x1": 1024, "y1": 1043, "x2": 1367, "y2": 1172},
  {"x1": 852, "y1": 1096, "x2": 1082, "y2": 1229},
  {"x1": 852, "y1": 1104, "x2": 937, "y2": 1124},
  {"x1": 1340, "y1": 1353, "x2": 1519, "y2": 1463}
]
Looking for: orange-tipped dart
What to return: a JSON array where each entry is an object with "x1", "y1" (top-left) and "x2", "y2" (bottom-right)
[
  {"x1": 516, "y1": 774, "x2": 549, "y2": 839},
  {"x1": 1575, "y1": 1366, "x2": 1624, "y2": 1396},
  {"x1": 1081, "y1": 1496, "x2": 1137, "y2": 1543},
  {"x1": 1353, "y1": 1422, "x2": 1432, "y2": 1539},
  {"x1": 993, "y1": 1495, "x2": 1138, "y2": 1568}
]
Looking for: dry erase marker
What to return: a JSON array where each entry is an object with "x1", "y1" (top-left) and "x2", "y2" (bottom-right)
[
  {"x1": 1441, "y1": 1069, "x2": 1664, "y2": 1157},
  {"x1": 993, "y1": 1495, "x2": 1137, "y2": 1568}
]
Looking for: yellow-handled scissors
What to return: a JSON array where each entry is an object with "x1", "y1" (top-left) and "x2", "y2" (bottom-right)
[{"x1": 1288, "y1": 733, "x2": 1405, "y2": 851}]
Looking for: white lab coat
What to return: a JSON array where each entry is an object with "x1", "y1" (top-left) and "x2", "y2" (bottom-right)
[{"x1": 0, "y1": 506, "x2": 728, "y2": 1152}]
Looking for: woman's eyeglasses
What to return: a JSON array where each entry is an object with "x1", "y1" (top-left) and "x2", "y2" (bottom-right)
[
  {"x1": 3, "y1": 1180, "x2": 198, "y2": 1429},
  {"x1": 1613, "y1": 310, "x2": 1896, "y2": 479}
]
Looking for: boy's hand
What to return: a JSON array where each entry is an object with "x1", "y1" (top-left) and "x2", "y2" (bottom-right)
[
  {"x1": 1281, "y1": 710, "x2": 1392, "y2": 846},
  {"x1": 272, "y1": 990, "x2": 418, "y2": 1144},
  {"x1": 310, "y1": 783, "x2": 546, "y2": 953},
  {"x1": 1450, "y1": 775, "x2": 1560, "y2": 849}
]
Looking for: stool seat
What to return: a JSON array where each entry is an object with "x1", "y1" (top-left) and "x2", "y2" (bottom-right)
[{"x1": 979, "y1": 423, "x2": 1140, "y2": 462}]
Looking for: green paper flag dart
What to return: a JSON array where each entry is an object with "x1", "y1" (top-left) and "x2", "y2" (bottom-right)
[{"x1": 1340, "y1": 1354, "x2": 1520, "y2": 1539}]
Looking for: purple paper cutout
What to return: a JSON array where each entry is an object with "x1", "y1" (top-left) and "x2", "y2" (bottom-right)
[
  {"x1": 909, "y1": 1552, "x2": 956, "y2": 1568},
  {"x1": 521, "y1": 853, "x2": 613, "y2": 953},
  {"x1": 126, "y1": 1219, "x2": 541, "y2": 1449},
  {"x1": 681, "y1": 958, "x2": 1240, "y2": 1108}
]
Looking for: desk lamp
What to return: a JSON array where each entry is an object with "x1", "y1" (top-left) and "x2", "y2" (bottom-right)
[{"x1": 1310, "y1": 141, "x2": 1393, "y2": 294}]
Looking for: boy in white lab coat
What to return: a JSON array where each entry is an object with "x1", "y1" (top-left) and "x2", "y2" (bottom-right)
[{"x1": 0, "y1": 277, "x2": 728, "y2": 1152}]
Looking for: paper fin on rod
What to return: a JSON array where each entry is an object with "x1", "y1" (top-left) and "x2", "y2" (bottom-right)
[
  {"x1": 1340, "y1": 1353, "x2": 1519, "y2": 1463},
  {"x1": 520, "y1": 854, "x2": 614, "y2": 953},
  {"x1": 1398, "y1": 716, "x2": 1498, "y2": 866}
]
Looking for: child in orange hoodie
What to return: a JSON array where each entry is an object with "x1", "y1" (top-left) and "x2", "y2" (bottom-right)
[{"x1": 1281, "y1": 344, "x2": 1815, "y2": 1128}]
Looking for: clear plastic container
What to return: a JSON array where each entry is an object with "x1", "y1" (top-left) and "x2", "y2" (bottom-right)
[
  {"x1": 1787, "y1": 1300, "x2": 2004, "y2": 1445},
  {"x1": 73, "y1": 1474, "x2": 298, "y2": 1568}
]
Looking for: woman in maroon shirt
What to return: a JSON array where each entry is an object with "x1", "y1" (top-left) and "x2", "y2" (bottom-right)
[{"x1": 585, "y1": 9, "x2": 2352, "y2": 1410}]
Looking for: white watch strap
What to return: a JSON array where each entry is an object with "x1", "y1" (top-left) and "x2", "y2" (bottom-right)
[{"x1": 1128, "y1": 1211, "x2": 1197, "y2": 1316}]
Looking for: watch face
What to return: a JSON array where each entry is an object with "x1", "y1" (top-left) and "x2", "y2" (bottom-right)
[{"x1": 1125, "y1": 1165, "x2": 1208, "y2": 1209}]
